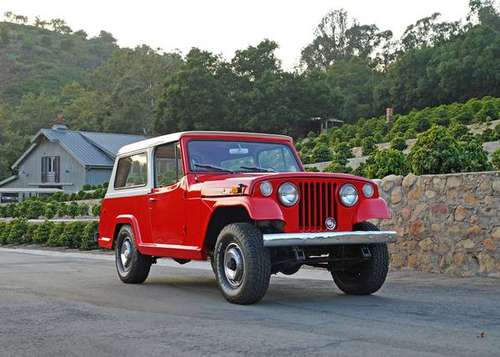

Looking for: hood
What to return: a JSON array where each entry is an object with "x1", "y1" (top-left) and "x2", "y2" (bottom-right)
[{"x1": 198, "y1": 172, "x2": 372, "y2": 197}]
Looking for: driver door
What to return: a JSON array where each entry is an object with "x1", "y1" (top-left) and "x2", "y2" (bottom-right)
[{"x1": 148, "y1": 141, "x2": 186, "y2": 246}]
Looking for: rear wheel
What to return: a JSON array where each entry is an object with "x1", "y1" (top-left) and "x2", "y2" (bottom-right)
[
  {"x1": 214, "y1": 223, "x2": 271, "y2": 304},
  {"x1": 330, "y1": 222, "x2": 389, "y2": 295},
  {"x1": 115, "y1": 225, "x2": 152, "y2": 284}
]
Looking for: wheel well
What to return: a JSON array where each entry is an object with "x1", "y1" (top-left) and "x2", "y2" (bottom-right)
[
  {"x1": 204, "y1": 206, "x2": 252, "y2": 256},
  {"x1": 112, "y1": 223, "x2": 127, "y2": 249}
]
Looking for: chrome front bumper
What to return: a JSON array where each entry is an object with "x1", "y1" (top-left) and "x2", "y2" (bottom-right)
[{"x1": 262, "y1": 231, "x2": 397, "y2": 247}]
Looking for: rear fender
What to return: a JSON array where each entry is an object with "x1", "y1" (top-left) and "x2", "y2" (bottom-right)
[{"x1": 104, "y1": 214, "x2": 143, "y2": 250}]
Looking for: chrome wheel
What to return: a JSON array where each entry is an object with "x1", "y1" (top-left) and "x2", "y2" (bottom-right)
[
  {"x1": 119, "y1": 238, "x2": 133, "y2": 272},
  {"x1": 223, "y1": 243, "x2": 245, "y2": 287}
]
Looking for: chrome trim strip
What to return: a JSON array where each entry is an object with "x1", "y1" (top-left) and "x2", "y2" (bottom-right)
[{"x1": 262, "y1": 231, "x2": 397, "y2": 247}]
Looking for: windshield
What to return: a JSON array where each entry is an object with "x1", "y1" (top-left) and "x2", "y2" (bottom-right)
[{"x1": 187, "y1": 140, "x2": 302, "y2": 173}]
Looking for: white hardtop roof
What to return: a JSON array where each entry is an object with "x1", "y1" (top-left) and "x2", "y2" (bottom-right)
[{"x1": 117, "y1": 131, "x2": 293, "y2": 156}]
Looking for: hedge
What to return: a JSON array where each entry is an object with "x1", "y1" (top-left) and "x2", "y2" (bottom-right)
[
  {"x1": 0, "y1": 219, "x2": 98, "y2": 250},
  {"x1": 0, "y1": 201, "x2": 101, "y2": 219}
]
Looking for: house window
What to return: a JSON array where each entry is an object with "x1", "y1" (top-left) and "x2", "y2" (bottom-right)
[
  {"x1": 114, "y1": 153, "x2": 148, "y2": 189},
  {"x1": 41, "y1": 156, "x2": 60, "y2": 183},
  {"x1": 154, "y1": 142, "x2": 184, "y2": 187}
]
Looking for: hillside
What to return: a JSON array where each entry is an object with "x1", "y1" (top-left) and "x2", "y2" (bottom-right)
[
  {"x1": 0, "y1": 2, "x2": 499, "y2": 181},
  {"x1": 0, "y1": 21, "x2": 116, "y2": 104}
]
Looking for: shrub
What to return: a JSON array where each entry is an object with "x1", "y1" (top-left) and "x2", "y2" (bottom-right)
[
  {"x1": 304, "y1": 166, "x2": 319, "y2": 172},
  {"x1": 60, "y1": 222, "x2": 85, "y2": 248},
  {"x1": 80, "y1": 222, "x2": 98, "y2": 250},
  {"x1": 362, "y1": 149, "x2": 410, "y2": 179},
  {"x1": 323, "y1": 161, "x2": 352, "y2": 174},
  {"x1": 361, "y1": 137, "x2": 376, "y2": 156},
  {"x1": 33, "y1": 222, "x2": 54, "y2": 244},
  {"x1": 91, "y1": 204, "x2": 101, "y2": 217},
  {"x1": 458, "y1": 139, "x2": 492, "y2": 172},
  {"x1": 25, "y1": 224, "x2": 37, "y2": 244},
  {"x1": 44, "y1": 202, "x2": 57, "y2": 219},
  {"x1": 47, "y1": 224, "x2": 65, "y2": 247},
  {"x1": 492, "y1": 148, "x2": 500, "y2": 170},
  {"x1": 27, "y1": 200, "x2": 45, "y2": 219},
  {"x1": 0, "y1": 222, "x2": 10, "y2": 244},
  {"x1": 78, "y1": 204, "x2": 89, "y2": 217},
  {"x1": 390, "y1": 136, "x2": 407, "y2": 151},
  {"x1": 449, "y1": 123, "x2": 469, "y2": 139},
  {"x1": 333, "y1": 142, "x2": 353, "y2": 160},
  {"x1": 57, "y1": 203, "x2": 69, "y2": 217},
  {"x1": 408, "y1": 126, "x2": 462, "y2": 175},
  {"x1": 6, "y1": 219, "x2": 29, "y2": 244},
  {"x1": 311, "y1": 144, "x2": 332, "y2": 162}
]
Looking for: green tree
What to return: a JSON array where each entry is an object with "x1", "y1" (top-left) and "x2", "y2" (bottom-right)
[
  {"x1": 362, "y1": 149, "x2": 410, "y2": 179},
  {"x1": 311, "y1": 144, "x2": 333, "y2": 162},
  {"x1": 458, "y1": 138, "x2": 492, "y2": 172},
  {"x1": 301, "y1": 9, "x2": 392, "y2": 70},
  {"x1": 390, "y1": 135, "x2": 407, "y2": 150},
  {"x1": 408, "y1": 126, "x2": 462, "y2": 174}
]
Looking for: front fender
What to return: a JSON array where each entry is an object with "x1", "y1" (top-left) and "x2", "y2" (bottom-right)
[
  {"x1": 212, "y1": 196, "x2": 284, "y2": 221},
  {"x1": 354, "y1": 198, "x2": 392, "y2": 224}
]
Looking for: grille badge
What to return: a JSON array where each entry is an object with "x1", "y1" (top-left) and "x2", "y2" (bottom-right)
[{"x1": 325, "y1": 217, "x2": 336, "y2": 230}]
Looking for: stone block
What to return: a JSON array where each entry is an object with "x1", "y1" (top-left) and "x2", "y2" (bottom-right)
[
  {"x1": 402, "y1": 174, "x2": 417, "y2": 190},
  {"x1": 447, "y1": 175, "x2": 462, "y2": 189}
]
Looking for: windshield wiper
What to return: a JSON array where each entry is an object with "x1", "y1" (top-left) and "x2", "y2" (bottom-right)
[
  {"x1": 195, "y1": 163, "x2": 234, "y2": 173},
  {"x1": 239, "y1": 166, "x2": 275, "y2": 173}
]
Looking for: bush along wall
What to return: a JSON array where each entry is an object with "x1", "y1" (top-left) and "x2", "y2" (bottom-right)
[{"x1": 0, "y1": 220, "x2": 98, "y2": 250}]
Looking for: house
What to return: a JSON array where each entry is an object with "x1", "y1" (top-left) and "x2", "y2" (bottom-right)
[{"x1": 0, "y1": 123, "x2": 145, "y2": 202}]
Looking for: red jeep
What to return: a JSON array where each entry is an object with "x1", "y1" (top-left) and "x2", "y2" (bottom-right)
[{"x1": 98, "y1": 131, "x2": 395, "y2": 304}]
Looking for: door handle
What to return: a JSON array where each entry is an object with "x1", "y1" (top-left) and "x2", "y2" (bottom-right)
[{"x1": 148, "y1": 197, "x2": 158, "y2": 203}]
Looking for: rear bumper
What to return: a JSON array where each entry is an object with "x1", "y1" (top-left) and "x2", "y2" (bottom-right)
[{"x1": 262, "y1": 231, "x2": 397, "y2": 247}]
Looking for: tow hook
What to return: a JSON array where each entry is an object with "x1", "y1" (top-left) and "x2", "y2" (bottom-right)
[
  {"x1": 293, "y1": 247, "x2": 306, "y2": 261},
  {"x1": 361, "y1": 246, "x2": 372, "y2": 258}
]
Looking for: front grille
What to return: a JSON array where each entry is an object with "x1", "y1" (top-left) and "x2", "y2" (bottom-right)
[{"x1": 297, "y1": 181, "x2": 336, "y2": 232}]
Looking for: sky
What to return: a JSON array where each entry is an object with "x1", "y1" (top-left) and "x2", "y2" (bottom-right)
[{"x1": 0, "y1": 0, "x2": 472, "y2": 69}]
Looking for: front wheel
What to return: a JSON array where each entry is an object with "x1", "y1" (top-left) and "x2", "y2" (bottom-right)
[
  {"x1": 330, "y1": 222, "x2": 389, "y2": 295},
  {"x1": 115, "y1": 225, "x2": 152, "y2": 284},
  {"x1": 214, "y1": 223, "x2": 271, "y2": 304}
]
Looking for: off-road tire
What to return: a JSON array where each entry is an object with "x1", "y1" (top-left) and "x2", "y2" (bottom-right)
[
  {"x1": 214, "y1": 223, "x2": 271, "y2": 304},
  {"x1": 330, "y1": 221, "x2": 389, "y2": 295},
  {"x1": 115, "y1": 225, "x2": 152, "y2": 284}
]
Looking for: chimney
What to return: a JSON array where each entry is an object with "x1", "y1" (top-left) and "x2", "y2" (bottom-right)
[
  {"x1": 56, "y1": 111, "x2": 65, "y2": 124},
  {"x1": 386, "y1": 107, "x2": 394, "y2": 124},
  {"x1": 52, "y1": 111, "x2": 68, "y2": 131}
]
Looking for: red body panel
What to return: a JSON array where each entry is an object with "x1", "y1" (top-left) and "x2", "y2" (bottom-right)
[{"x1": 98, "y1": 132, "x2": 392, "y2": 260}]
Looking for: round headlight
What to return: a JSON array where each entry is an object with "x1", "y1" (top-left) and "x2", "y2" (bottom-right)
[
  {"x1": 339, "y1": 184, "x2": 358, "y2": 207},
  {"x1": 362, "y1": 183, "x2": 374, "y2": 198},
  {"x1": 278, "y1": 182, "x2": 299, "y2": 207},
  {"x1": 259, "y1": 181, "x2": 273, "y2": 197}
]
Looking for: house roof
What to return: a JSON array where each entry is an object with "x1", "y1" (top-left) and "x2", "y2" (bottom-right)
[{"x1": 12, "y1": 125, "x2": 146, "y2": 169}]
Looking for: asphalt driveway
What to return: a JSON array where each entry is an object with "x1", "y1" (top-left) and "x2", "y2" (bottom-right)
[{"x1": 0, "y1": 248, "x2": 498, "y2": 356}]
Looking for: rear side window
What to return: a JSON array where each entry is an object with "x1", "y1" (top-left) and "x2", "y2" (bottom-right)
[
  {"x1": 114, "y1": 153, "x2": 148, "y2": 189},
  {"x1": 154, "y1": 142, "x2": 184, "y2": 187}
]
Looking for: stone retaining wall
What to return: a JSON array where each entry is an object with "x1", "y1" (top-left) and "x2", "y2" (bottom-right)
[{"x1": 373, "y1": 171, "x2": 500, "y2": 277}]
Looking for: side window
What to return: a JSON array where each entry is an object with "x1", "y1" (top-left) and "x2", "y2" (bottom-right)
[
  {"x1": 114, "y1": 153, "x2": 148, "y2": 189},
  {"x1": 155, "y1": 142, "x2": 184, "y2": 187}
]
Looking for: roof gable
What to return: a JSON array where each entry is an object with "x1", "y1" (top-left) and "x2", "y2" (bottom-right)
[
  {"x1": 12, "y1": 127, "x2": 146, "y2": 169},
  {"x1": 79, "y1": 131, "x2": 146, "y2": 157}
]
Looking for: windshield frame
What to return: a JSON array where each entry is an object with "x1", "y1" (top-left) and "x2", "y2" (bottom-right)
[{"x1": 184, "y1": 138, "x2": 304, "y2": 174}]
